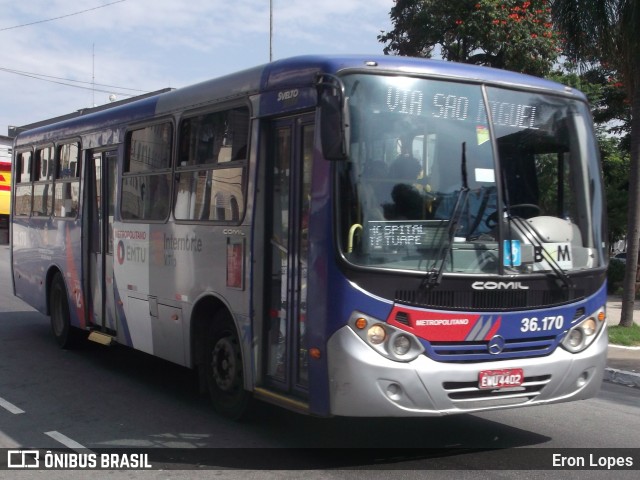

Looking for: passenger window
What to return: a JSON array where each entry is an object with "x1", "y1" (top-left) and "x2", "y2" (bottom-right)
[
  {"x1": 174, "y1": 167, "x2": 244, "y2": 221},
  {"x1": 174, "y1": 107, "x2": 248, "y2": 222},
  {"x1": 178, "y1": 108, "x2": 248, "y2": 167},
  {"x1": 54, "y1": 143, "x2": 81, "y2": 218},
  {"x1": 32, "y1": 146, "x2": 54, "y2": 216},
  {"x1": 121, "y1": 122, "x2": 173, "y2": 221},
  {"x1": 14, "y1": 151, "x2": 32, "y2": 216}
]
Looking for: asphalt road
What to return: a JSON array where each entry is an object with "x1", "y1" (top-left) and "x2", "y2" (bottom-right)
[{"x1": 0, "y1": 244, "x2": 638, "y2": 479}]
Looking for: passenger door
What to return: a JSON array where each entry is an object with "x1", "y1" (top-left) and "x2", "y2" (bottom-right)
[
  {"x1": 86, "y1": 149, "x2": 117, "y2": 334},
  {"x1": 264, "y1": 114, "x2": 314, "y2": 396}
]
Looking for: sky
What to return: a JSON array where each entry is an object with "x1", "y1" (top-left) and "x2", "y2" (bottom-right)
[{"x1": 0, "y1": 0, "x2": 393, "y2": 135}]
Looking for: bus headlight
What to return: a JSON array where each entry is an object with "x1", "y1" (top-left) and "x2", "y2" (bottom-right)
[
  {"x1": 392, "y1": 334, "x2": 412, "y2": 356},
  {"x1": 367, "y1": 324, "x2": 386, "y2": 344},
  {"x1": 561, "y1": 307, "x2": 606, "y2": 353},
  {"x1": 349, "y1": 312, "x2": 424, "y2": 362}
]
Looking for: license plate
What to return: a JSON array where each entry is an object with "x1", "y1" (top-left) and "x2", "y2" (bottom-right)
[{"x1": 478, "y1": 368, "x2": 524, "y2": 390}]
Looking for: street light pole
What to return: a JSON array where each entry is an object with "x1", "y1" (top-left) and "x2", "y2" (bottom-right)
[{"x1": 270, "y1": 0, "x2": 273, "y2": 62}]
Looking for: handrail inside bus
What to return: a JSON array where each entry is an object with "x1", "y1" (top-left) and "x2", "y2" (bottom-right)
[{"x1": 348, "y1": 223, "x2": 362, "y2": 253}]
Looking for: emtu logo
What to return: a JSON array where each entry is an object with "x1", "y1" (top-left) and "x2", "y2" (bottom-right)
[
  {"x1": 117, "y1": 240, "x2": 125, "y2": 265},
  {"x1": 7, "y1": 450, "x2": 40, "y2": 468}
]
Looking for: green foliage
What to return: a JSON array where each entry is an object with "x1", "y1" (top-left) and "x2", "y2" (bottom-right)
[
  {"x1": 550, "y1": 67, "x2": 631, "y2": 138},
  {"x1": 607, "y1": 259, "x2": 626, "y2": 294},
  {"x1": 549, "y1": 69, "x2": 631, "y2": 244},
  {"x1": 608, "y1": 323, "x2": 640, "y2": 346},
  {"x1": 379, "y1": 0, "x2": 560, "y2": 76},
  {"x1": 600, "y1": 137, "x2": 631, "y2": 243}
]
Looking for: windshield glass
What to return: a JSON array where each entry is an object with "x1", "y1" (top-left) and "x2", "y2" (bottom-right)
[{"x1": 336, "y1": 74, "x2": 605, "y2": 276}]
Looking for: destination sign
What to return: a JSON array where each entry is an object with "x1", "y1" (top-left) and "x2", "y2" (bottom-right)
[
  {"x1": 367, "y1": 220, "x2": 448, "y2": 250},
  {"x1": 385, "y1": 85, "x2": 540, "y2": 131}
]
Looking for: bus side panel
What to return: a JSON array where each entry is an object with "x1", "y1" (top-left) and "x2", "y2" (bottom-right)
[
  {"x1": 110, "y1": 220, "x2": 251, "y2": 368},
  {"x1": 12, "y1": 217, "x2": 85, "y2": 330},
  {"x1": 11, "y1": 219, "x2": 42, "y2": 309}
]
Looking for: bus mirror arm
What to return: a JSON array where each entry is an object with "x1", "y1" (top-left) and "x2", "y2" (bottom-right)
[{"x1": 316, "y1": 74, "x2": 350, "y2": 161}]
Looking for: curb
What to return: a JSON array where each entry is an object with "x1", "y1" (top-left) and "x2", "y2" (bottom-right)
[{"x1": 604, "y1": 367, "x2": 640, "y2": 389}]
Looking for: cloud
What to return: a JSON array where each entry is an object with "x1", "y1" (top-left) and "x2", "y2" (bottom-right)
[{"x1": 0, "y1": 0, "x2": 393, "y2": 130}]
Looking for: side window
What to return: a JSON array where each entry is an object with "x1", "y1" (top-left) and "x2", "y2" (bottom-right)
[
  {"x1": 174, "y1": 107, "x2": 248, "y2": 222},
  {"x1": 32, "y1": 146, "x2": 54, "y2": 216},
  {"x1": 121, "y1": 122, "x2": 173, "y2": 221},
  {"x1": 54, "y1": 143, "x2": 81, "y2": 218},
  {"x1": 14, "y1": 151, "x2": 32, "y2": 216}
]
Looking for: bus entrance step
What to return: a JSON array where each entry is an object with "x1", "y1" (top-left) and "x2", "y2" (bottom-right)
[{"x1": 88, "y1": 331, "x2": 115, "y2": 346}]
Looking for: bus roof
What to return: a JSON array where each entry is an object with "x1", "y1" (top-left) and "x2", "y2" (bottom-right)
[{"x1": 14, "y1": 54, "x2": 585, "y2": 147}]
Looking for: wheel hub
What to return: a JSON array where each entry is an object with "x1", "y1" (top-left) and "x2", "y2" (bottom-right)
[{"x1": 211, "y1": 337, "x2": 237, "y2": 391}]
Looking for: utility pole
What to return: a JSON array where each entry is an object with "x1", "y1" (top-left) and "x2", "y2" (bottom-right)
[{"x1": 92, "y1": 43, "x2": 96, "y2": 107}]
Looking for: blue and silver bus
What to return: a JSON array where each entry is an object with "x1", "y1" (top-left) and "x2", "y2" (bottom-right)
[{"x1": 11, "y1": 55, "x2": 608, "y2": 418}]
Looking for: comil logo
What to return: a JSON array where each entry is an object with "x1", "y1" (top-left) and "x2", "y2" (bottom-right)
[
  {"x1": 8, "y1": 450, "x2": 40, "y2": 468},
  {"x1": 471, "y1": 281, "x2": 529, "y2": 290}
]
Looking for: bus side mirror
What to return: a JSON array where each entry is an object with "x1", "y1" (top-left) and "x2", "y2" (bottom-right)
[{"x1": 318, "y1": 81, "x2": 350, "y2": 161}]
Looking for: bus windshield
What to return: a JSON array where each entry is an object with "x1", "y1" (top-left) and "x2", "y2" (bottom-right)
[{"x1": 337, "y1": 73, "x2": 605, "y2": 276}]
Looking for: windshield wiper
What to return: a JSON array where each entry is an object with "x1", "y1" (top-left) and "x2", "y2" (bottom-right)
[
  {"x1": 421, "y1": 142, "x2": 469, "y2": 290},
  {"x1": 496, "y1": 167, "x2": 574, "y2": 293}
]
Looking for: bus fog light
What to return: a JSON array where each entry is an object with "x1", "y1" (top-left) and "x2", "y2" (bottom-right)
[
  {"x1": 367, "y1": 324, "x2": 386, "y2": 345},
  {"x1": 577, "y1": 371, "x2": 589, "y2": 387},
  {"x1": 385, "y1": 383, "x2": 402, "y2": 400},
  {"x1": 392, "y1": 335, "x2": 411, "y2": 356}
]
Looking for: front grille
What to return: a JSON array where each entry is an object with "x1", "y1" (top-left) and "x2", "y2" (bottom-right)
[
  {"x1": 427, "y1": 336, "x2": 558, "y2": 363},
  {"x1": 395, "y1": 288, "x2": 584, "y2": 311},
  {"x1": 443, "y1": 374, "x2": 552, "y2": 409}
]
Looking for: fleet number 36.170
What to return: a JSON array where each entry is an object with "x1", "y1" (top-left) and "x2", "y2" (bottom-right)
[{"x1": 520, "y1": 316, "x2": 564, "y2": 333}]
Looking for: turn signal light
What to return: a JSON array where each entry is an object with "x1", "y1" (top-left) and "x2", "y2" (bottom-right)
[{"x1": 355, "y1": 317, "x2": 368, "y2": 329}]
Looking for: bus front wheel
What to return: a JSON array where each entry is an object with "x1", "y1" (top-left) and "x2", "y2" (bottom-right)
[
  {"x1": 204, "y1": 311, "x2": 251, "y2": 419},
  {"x1": 49, "y1": 272, "x2": 82, "y2": 349}
]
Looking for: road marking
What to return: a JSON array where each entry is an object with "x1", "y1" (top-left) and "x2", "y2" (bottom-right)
[
  {"x1": 44, "y1": 431, "x2": 90, "y2": 453},
  {"x1": 0, "y1": 396, "x2": 25, "y2": 414},
  {"x1": 0, "y1": 430, "x2": 22, "y2": 448}
]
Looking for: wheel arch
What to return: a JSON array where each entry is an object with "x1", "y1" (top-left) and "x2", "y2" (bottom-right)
[
  {"x1": 45, "y1": 265, "x2": 64, "y2": 316},
  {"x1": 190, "y1": 294, "x2": 238, "y2": 370}
]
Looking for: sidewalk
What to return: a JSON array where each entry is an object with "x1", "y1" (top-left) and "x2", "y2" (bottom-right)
[{"x1": 605, "y1": 295, "x2": 640, "y2": 389}]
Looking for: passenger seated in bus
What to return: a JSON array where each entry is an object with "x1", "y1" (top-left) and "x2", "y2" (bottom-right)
[
  {"x1": 383, "y1": 183, "x2": 423, "y2": 220},
  {"x1": 389, "y1": 152, "x2": 421, "y2": 181}
]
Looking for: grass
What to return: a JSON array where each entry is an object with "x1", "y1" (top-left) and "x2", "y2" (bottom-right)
[{"x1": 608, "y1": 323, "x2": 640, "y2": 347}]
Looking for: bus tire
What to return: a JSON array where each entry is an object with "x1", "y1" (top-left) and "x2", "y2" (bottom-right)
[
  {"x1": 204, "y1": 310, "x2": 251, "y2": 419},
  {"x1": 49, "y1": 272, "x2": 82, "y2": 349}
]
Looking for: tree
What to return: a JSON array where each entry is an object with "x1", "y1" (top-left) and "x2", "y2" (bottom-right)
[
  {"x1": 552, "y1": 0, "x2": 640, "y2": 327},
  {"x1": 601, "y1": 137, "x2": 631, "y2": 244},
  {"x1": 378, "y1": 0, "x2": 561, "y2": 76},
  {"x1": 550, "y1": 68, "x2": 631, "y2": 244}
]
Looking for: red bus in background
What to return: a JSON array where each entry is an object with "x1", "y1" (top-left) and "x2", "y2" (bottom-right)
[{"x1": 0, "y1": 139, "x2": 11, "y2": 238}]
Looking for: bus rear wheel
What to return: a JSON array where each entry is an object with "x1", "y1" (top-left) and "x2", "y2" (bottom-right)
[
  {"x1": 204, "y1": 311, "x2": 251, "y2": 419},
  {"x1": 49, "y1": 272, "x2": 82, "y2": 349}
]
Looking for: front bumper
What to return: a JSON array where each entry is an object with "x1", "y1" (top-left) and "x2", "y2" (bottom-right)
[{"x1": 327, "y1": 324, "x2": 607, "y2": 417}]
